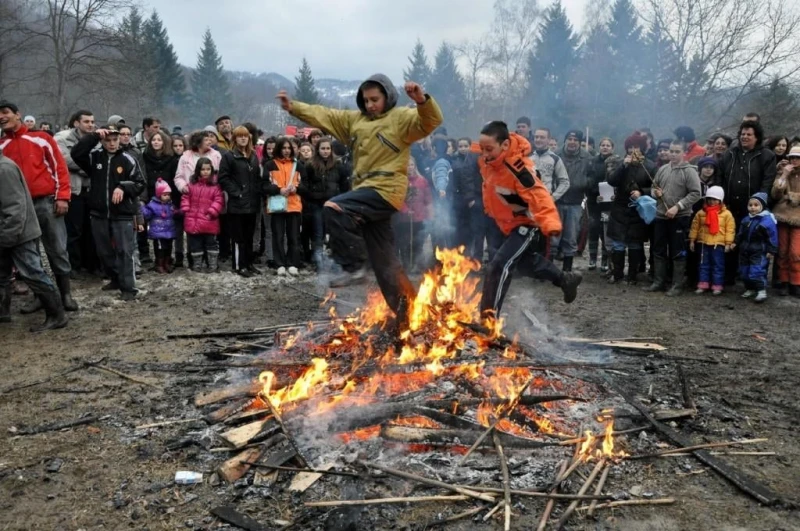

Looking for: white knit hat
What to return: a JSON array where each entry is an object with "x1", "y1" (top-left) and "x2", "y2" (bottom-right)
[{"x1": 705, "y1": 186, "x2": 724, "y2": 201}]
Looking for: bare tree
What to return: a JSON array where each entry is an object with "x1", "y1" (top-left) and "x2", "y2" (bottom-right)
[
  {"x1": 0, "y1": 0, "x2": 38, "y2": 95},
  {"x1": 455, "y1": 35, "x2": 492, "y2": 111},
  {"x1": 486, "y1": 0, "x2": 541, "y2": 117},
  {"x1": 20, "y1": 0, "x2": 128, "y2": 124},
  {"x1": 639, "y1": 0, "x2": 800, "y2": 128}
]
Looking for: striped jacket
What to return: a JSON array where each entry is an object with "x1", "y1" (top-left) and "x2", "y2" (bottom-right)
[{"x1": 0, "y1": 125, "x2": 71, "y2": 201}]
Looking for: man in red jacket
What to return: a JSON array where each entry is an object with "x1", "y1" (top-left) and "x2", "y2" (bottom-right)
[{"x1": 0, "y1": 100, "x2": 77, "y2": 313}]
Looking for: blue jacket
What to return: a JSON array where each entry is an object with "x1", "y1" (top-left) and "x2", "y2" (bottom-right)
[
  {"x1": 141, "y1": 198, "x2": 178, "y2": 240},
  {"x1": 432, "y1": 157, "x2": 452, "y2": 193},
  {"x1": 735, "y1": 212, "x2": 778, "y2": 256}
]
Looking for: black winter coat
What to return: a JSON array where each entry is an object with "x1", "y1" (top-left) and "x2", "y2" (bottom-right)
[
  {"x1": 298, "y1": 159, "x2": 350, "y2": 205},
  {"x1": 219, "y1": 149, "x2": 263, "y2": 214},
  {"x1": 606, "y1": 159, "x2": 656, "y2": 244},
  {"x1": 557, "y1": 148, "x2": 592, "y2": 205},
  {"x1": 71, "y1": 133, "x2": 146, "y2": 220},
  {"x1": 586, "y1": 153, "x2": 617, "y2": 215},
  {"x1": 450, "y1": 152, "x2": 482, "y2": 209},
  {"x1": 720, "y1": 146, "x2": 777, "y2": 223},
  {"x1": 142, "y1": 150, "x2": 179, "y2": 201}
]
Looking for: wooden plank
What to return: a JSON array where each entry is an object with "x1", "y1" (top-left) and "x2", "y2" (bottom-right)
[
  {"x1": 290, "y1": 462, "x2": 335, "y2": 493},
  {"x1": 195, "y1": 382, "x2": 262, "y2": 407},
  {"x1": 218, "y1": 446, "x2": 264, "y2": 483},
  {"x1": 220, "y1": 419, "x2": 269, "y2": 449},
  {"x1": 210, "y1": 506, "x2": 267, "y2": 531}
]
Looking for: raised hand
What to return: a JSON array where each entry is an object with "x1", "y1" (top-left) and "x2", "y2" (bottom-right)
[
  {"x1": 276, "y1": 90, "x2": 293, "y2": 112},
  {"x1": 404, "y1": 81, "x2": 426, "y2": 104}
]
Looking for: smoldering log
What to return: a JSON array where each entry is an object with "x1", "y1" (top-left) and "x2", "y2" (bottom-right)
[
  {"x1": 18, "y1": 415, "x2": 99, "y2": 435},
  {"x1": 284, "y1": 402, "x2": 415, "y2": 433},
  {"x1": 422, "y1": 395, "x2": 585, "y2": 410},
  {"x1": 381, "y1": 425, "x2": 558, "y2": 449}
]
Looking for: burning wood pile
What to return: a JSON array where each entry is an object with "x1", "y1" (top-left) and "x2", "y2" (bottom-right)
[{"x1": 172, "y1": 248, "x2": 779, "y2": 529}]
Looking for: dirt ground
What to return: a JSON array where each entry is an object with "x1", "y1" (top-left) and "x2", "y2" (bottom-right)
[{"x1": 1, "y1": 255, "x2": 799, "y2": 531}]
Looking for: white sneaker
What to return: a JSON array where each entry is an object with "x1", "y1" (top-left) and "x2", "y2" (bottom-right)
[
  {"x1": 277, "y1": 266, "x2": 287, "y2": 276},
  {"x1": 754, "y1": 290, "x2": 767, "y2": 303},
  {"x1": 288, "y1": 266, "x2": 299, "y2": 276},
  {"x1": 741, "y1": 290, "x2": 755, "y2": 298}
]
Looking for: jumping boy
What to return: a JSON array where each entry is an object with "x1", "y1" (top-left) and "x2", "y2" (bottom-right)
[
  {"x1": 276, "y1": 75, "x2": 443, "y2": 319},
  {"x1": 476, "y1": 121, "x2": 582, "y2": 315}
]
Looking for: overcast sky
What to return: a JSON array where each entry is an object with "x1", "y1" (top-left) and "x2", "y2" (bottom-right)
[{"x1": 141, "y1": 0, "x2": 588, "y2": 83}]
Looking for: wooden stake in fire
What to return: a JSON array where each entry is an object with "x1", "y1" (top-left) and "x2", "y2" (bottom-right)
[
  {"x1": 554, "y1": 458, "x2": 607, "y2": 530},
  {"x1": 537, "y1": 459, "x2": 568, "y2": 531},
  {"x1": 260, "y1": 391, "x2": 309, "y2": 468},
  {"x1": 493, "y1": 433, "x2": 512, "y2": 531}
]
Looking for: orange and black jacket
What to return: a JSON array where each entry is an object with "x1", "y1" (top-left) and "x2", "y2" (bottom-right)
[{"x1": 478, "y1": 133, "x2": 562, "y2": 237}]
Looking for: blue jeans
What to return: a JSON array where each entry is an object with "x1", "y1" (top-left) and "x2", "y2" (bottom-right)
[
  {"x1": 0, "y1": 239, "x2": 58, "y2": 295},
  {"x1": 697, "y1": 244, "x2": 725, "y2": 289},
  {"x1": 32, "y1": 196, "x2": 71, "y2": 276},
  {"x1": 552, "y1": 203, "x2": 583, "y2": 257}
]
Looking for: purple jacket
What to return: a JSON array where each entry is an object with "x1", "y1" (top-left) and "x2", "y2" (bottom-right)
[{"x1": 141, "y1": 198, "x2": 178, "y2": 240}]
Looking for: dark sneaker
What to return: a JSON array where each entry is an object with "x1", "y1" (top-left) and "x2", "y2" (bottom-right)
[
  {"x1": 101, "y1": 280, "x2": 120, "y2": 291},
  {"x1": 561, "y1": 272, "x2": 583, "y2": 303},
  {"x1": 120, "y1": 291, "x2": 137, "y2": 302},
  {"x1": 237, "y1": 269, "x2": 254, "y2": 279},
  {"x1": 329, "y1": 268, "x2": 367, "y2": 288},
  {"x1": 247, "y1": 265, "x2": 263, "y2": 275}
]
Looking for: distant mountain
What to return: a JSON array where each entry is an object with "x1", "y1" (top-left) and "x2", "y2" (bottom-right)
[
  {"x1": 262, "y1": 72, "x2": 362, "y2": 101},
  {"x1": 264, "y1": 72, "x2": 294, "y2": 90}
]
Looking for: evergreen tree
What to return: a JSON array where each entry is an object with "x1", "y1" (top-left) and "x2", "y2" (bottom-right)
[
  {"x1": 117, "y1": 7, "x2": 156, "y2": 116},
  {"x1": 743, "y1": 78, "x2": 800, "y2": 137},
  {"x1": 523, "y1": 1, "x2": 580, "y2": 133},
  {"x1": 403, "y1": 39, "x2": 432, "y2": 87},
  {"x1": 639, "y1": 19, "x2": 680, "y2": 128},
  {"x1": 294, "y1": 57, "x2": 319, "y2": 104},
  {"x1": 143, "y1": 10, "x2": 187, "y2": 108},
  {"x1": 191, "y1": 28, "x2": 231, "y2": 126},
  {"x1": 428, "y1": 42, "x2": 466, "y2": 132},
  {"x1": 607, "y1": 0, "x2": 644, "y2": 92}
]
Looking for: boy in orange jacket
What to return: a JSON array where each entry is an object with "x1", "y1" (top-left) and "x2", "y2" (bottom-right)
[{"x1": 476, "y1": 121, "x2": 582, "y2": 314}]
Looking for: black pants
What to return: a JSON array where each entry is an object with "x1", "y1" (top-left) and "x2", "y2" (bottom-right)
[
  {"x1": 271, "y1": 212, "x2": 301, "y2": 268},
  {"x1": 153, "y1": 238, "x2": 174, "y2": 260},
  {"x1": 137, "y1": 225, "x2": 150, "y2": 258},
  {"x1": 228, "y1": 213, "x2": 257, "y2": 271},
  {"x1": 65, "y1": 191, "x2": 99, "y2": 272},
  {"x1": 91, "y1": 217, "x2": 136, "y2": 293},
  {"x1": 394, "y1": 217, "x2": 426, "y2": 271},
  {"x1": 325, "y1": 188, "x2": 414, "y2": 314},
  {"x1": 653, "y1": 216, "x2": 690, "y2": 261},
  {"x1": 481, "y1": 224, "x2": 563, "y2": 313},
  {"x1": 188, "y1": 234, "x2": 219, "y2": 254},
  {"x1": 587, "y1": 203, "x2": 606, "y2": 259},
  {"x1": 218, "y1": 214, "x2": 232, "y2": 260}
]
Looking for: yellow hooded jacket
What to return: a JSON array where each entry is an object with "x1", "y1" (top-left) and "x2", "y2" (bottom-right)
[{"x1": 289, "y1": 74, "x2": 443, "y2": 210}]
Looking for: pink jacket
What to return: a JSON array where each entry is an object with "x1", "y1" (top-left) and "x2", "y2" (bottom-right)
[
  {"x1": 181, "y1": 180, "x2": 225, "y2": 235},
  {"x1": 175, "y1": 149, "x2": 222, "y2": 194}
]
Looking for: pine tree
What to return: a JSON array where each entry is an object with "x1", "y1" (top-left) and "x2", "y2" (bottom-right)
[
  {"x1": 191, "y1": 28, "x2": 231, "y2": 126},
  {"x1": 428, "y1": 42, "x2": 466, "y2": 132},
  {"x1": 639, "y1": 19, "x2": 680, "y2": 128},
  {"x1": 744, "y1": 78, "x2": 800, "y2": 136},
  {"x1": 403, "y1": 39, "x2": 432, "y2": 87},
  {"x1": 607, "y1": 0, "x2": 644, "y2": 91},
  {"x1": 294, "y1": 58, "x2": 319, "y2": 104},
  {"x1": 117, "y1": 7, "x2": 156, "y2": 116},
  {"x1": 523, "y1": 1, "x2": 580, "y2": 133},
  {"x1": 143, "y1": 10, "x2": 187, "y2": 108}
]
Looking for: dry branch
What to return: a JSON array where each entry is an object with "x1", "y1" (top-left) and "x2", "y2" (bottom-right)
[
  {"x1": 493, "y1": 433, "x2": 512, "y2": 531},
  {"x1": 305, "y1": 495, "x2": 469, "y2": 507},
  {"x1": 359, "y1": 461, "x2": 496, "y2": 503},
  {"x1": 554, "y1": 459, "x2": 607, "y2": 530},
  {"x1": 577, "y1": 498, "x2": 676, "y2": 511}
]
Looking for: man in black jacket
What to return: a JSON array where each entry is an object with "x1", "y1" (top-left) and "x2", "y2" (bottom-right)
[
  {"x1": 720, "y1": 120, "x2": 776, "y2": 284},
  {"x1": 451, "y1": 137, "x2": 485, "y2": 261},
  {"x1": 555, "y1": 130, "x2": 592, "y2": 272},
  {"x1": 71, "y1": 125, "x2": 146, "y2": 300},
  {"x1": 0, "y1": 149, "x2": 68, "y2": 331}
]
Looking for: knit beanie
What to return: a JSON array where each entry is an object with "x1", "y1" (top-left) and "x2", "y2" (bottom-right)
[
  {"x1": 705, "y1": 186, "x2": 724, "y2": 201},
  {"x1": 155, "y1": 179, "x2": 171, "y2": 197},
  {"x1": 564, "y1": 129, "x2": 584, "y2": 142},
  {"x1": 697, "y1": 156, "x2": 717, "y2": 170},
  {"x1": 751, "y1": 192, "x2": 769, "y2": 211},
  {"x1": 624, "y1": 132, "x2": 648, "y2": 152}
]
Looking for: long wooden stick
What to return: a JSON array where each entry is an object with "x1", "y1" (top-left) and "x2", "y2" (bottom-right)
[
  {"x1": 458, "y1": 375, "x2": 535, "y2": 466},
  {"x1": 676, "y1": 363, "x2": 696, "y2": 410},
  {"x1": 305, "y1": 495, "x2": 469, "y2": 507},
  {"x1": 537, "y1": 459, "x2": 568, "y2": 531},
  {"x1": 493, "y1": 433, "x2": 512, "y2": 531},
  {"x1": 89, "y1": 364, "x2": 159, "y2": 388},
  {"x1": 577, "y1": 498, "x2": 676, "y2": 511},
  {"x1": 588, "y1": 463, "x2": 611, "y2": 517},
  {"x1": 452, "y1": 485, "x2": 611, "y2": 501},
  {"x1": 358, "y1": 461, "x2": 496, "y2": 503},
  {"x1": 242, "y1": 463, "x2": 359, "y2": 478},
  {"x1": 428, "y1": 506, "x2": 485, "y2": 526},
  {"x1": 629, "y1": 438, "x2": 768, "y2": 459},
  {"x1": 554, "y1": 458, "x2": 607, "y2": 530},
  {"x1": 135, "y1": 418, "x2": 203, "y2": 430},
  {"x1": 659, "y1": 451, "x2": 776, "y2": 457}
]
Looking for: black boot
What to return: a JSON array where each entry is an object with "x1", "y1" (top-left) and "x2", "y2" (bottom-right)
[
  {"x1": 20, "y1": 293, "x2": 43, "y2": 314},
  {"x1": 777, "y1": 282, "x2": 789, "y2": 296},
  {"x1": 174, "y1": 252, "x2": 184, "y2": 268},
  {"x1": 608, "y1": 251, "x2": 626, "y2": 284},
  {"x1": 56, "y1": 274, "x2": 79, "y2": 312},
  {"x1": 642, "y1": 257, "x2": 668, "y2": 292},
  {"x1": 666, "y1": 260, "x2": 687, "y2": 297},
  {"x1": 562, "y1": 256, "x2": 574, "y2": 273},
  {"x1": 560, "y1": 271, "x2": 583, "y2": 303},
  {"x1": 588, "y1": 253, "x2": 597, "y2": 270},
  {"x1": 0, "y1": 284, "x2": 11, "y2": 323},
  {"x1": 627, "y1": 249, "x2": 643, "y2": 285},
  {"x1": 30, "y1": 290, "x2": 68, "y2": 333}
]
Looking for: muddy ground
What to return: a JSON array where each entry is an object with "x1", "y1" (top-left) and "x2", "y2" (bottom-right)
[{"x1": 1, "y1": 255, "x2": 799, "y2": 531}]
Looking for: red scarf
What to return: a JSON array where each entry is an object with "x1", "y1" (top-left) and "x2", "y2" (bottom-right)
[{"x1": 703, "y1": 204, "x2": 721, "y2": 235}]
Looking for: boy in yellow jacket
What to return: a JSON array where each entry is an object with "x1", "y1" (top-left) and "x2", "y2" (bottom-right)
[
  {"x1": 689, "y1": 186, "x2": 736, "y2": 295},
  {"x1": 276, "y1": 75, "x2": 443, "y2": 317}
]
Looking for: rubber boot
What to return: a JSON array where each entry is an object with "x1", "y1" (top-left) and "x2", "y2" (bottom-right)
[
  {"x1": 30, "y1": 290, "x2": 68, "y2": 333},
  {"x1": 155, "y1": 253, "x2": 167, "y2": 274},
  {"x1": 608, "y1": 251, "x2": 626, "y2": 283},
  {"x1": 207, "y1": 251, "x2": 220, "y2": 274},
  {"x1": 626, "y1": 249, "x2": 642, "y2": 285},
  {"x1": 666, "y1": 260, "x2": 687, "y2": 297},
  {"x1": 777, "y1": 282, "x2": 789, "y2": 296},
  {"x1": 55, "y1": 274, "x2": 79, "y2": 312},
  {"x1": 561, "y1": 271, "x2": 583, "y2": 303},
  {"x1": 0, "y1": 284, "x2": 11, "y2": 323},
  {"x1": 20, "y1": 293, "x2": 43, "y2": 314},
  {"x1": 642, "y1": 257, "x2": 668, "y2": 292},
  {"x1": 174, "y1": 252, "x2": 184, "y2": 269},
  {"x1": 562, "y1": 256, "x2": 574, "y2": 273},
  {"x1": 190, "y1": 253, "x2": 204, "y2": 272}
]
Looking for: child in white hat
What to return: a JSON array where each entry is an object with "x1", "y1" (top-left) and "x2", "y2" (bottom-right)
[{"x1": 689, "y1": 185, "x2": 736, "y2": 295}]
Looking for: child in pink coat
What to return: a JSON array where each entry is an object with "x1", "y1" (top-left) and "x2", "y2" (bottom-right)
[{"x1": 181, "y1": 157, "x2": 225, "y2": 273}]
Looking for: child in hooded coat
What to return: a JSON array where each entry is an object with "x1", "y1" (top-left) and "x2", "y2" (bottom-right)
[
  {"x1": 689, "y1": 186, "x2": 735, "y2": 295},
  {"x1": 141, "y1": 179, "x2": 179, "y2": 274},
  {"x1": 181, "y1": 158, "x2": 225, "y2": 273},
  {"x1": 732, "y1": 192, "x2": 778, "y2": 302}
]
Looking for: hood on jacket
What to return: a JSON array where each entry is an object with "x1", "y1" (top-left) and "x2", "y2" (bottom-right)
[
  {"x1": 356, "y1": 74, "x2": 399, "y2": 116},
  {"x1": 486, "y1": 132, "x2": 532, "y2": 168}
]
